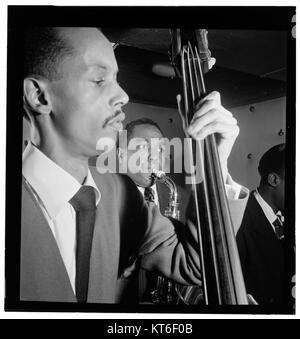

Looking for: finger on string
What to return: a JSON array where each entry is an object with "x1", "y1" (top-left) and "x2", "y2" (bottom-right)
[
  {"x1": 189, "y1": 122, "x2": 238, "y2": 141},
  {"x1": 195, "y1": 90, "x2": 222, "y2": 108},
  {"x1": 192, "y1": 103, "x2": 233, "y2": 124},
  {"x1": 188, "y1": 109, "x2": 237, "y2": 135}
]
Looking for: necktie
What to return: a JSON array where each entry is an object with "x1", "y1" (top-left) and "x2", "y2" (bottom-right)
[
  {"x1": 69, "y1": 185, "x2": 96, "y2": 302},
  {"x1": 273, "y1": 212, "x2": 284, "y2": 240},
  {"x1": 144, "y1": 187, "x2": 155, "y2": 204}
]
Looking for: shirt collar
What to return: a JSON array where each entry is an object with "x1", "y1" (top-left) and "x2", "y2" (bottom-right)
[
  {"x1": 22, "y1": 142, "x2": 101, "y2": 219},
  {"x1": 137, "y1": 184, "x2": 159, "y2": 206},
  {"x1": 82, "y1": 169, "x2": 101, "y2": 206},
  {"x1": 254, "y1": 189, "x2": 278, "y2": 225}
]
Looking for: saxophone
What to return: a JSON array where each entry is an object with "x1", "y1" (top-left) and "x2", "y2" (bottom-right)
[
  {"x1": 152, "y1": 170, "x2": 180, "y2": 220},
  {"x1": 149, "y1": 170, "x2": 180, "y2": 304},
  {"x1": 149, "y1": 170, "x2": 204, "y2": 305}
]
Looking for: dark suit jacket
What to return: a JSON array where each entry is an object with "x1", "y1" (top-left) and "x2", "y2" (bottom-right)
[
  {"x1": 21, "y1": 169, "x2": 248, "y2": 303},
  {"x1": 236, "y1": 191, "x2": 285, "y2": 304}
]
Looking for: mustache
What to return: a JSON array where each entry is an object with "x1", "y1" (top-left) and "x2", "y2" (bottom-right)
[{"x1": 102, "y1": 110, "x2": 124, "y2": 128}]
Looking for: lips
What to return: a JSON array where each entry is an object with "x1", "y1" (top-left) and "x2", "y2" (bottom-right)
[
  {"x1": 109, "y1": 121, "x2": 124, "y2": 131},
  {"x1": 105, "y1": 111, "x2": 125, "y2": 131}
]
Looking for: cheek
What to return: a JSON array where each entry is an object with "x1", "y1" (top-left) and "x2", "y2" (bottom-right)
[
  {"x1": 63, "y1": 95, "x2": 106, "y2": 135},
  {"x1": 51, "y1": 80, "x2": 79, "y2": 112},
  {"x1": 52, "y1": 102, "x2": 103, "y2": 146},
  {"x1": 52, "y1": 80, "x2": 108, "y2": 117}
]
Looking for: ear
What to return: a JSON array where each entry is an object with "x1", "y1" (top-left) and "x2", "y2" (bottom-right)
[
  {"x1": 267, "y1": 172, "x2": 281, "y2": 188},
  {"x1": 23, "y1": 78, "x2": 52, "y2": 116}
]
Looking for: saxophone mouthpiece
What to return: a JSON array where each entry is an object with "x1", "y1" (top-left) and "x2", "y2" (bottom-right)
[{"x1": 152, "y1": 169, "x2": 166, "y2": 179}]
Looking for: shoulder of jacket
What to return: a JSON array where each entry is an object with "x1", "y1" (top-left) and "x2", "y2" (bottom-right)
[{"x1": 89, "y1": 167, "x2": 138, "y2": 196}]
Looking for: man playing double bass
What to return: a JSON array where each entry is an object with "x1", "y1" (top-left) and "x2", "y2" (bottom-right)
[{"x1": 21, "y1": 27, "x2": 249, "y2": 303}]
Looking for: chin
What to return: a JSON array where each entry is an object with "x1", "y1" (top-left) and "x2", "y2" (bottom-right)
[
  {"x1": 95, "y1": 136, "x2": 117, "y2": 154},
  {"x1": 131, "y1": 174, "x2": 152, "y2": 188},
  {"x1": 142, "y1": 174, "x2": 154, "y2": 187}
]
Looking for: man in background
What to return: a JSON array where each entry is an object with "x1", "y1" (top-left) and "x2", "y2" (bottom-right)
[
  {"x1": 118, "y1": 118, "x2": 190, "y2": 303},
  {"x1": 236, "y1": 144, "x2": 290, "y2": 305},
  {"x1": 118, "y1": 118, "x2": 189, "y2": 221}
]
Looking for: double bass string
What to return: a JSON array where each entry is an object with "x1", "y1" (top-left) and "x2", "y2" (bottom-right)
[
  {"x1": 180, "y1": 46, "x2": 209, "y2": 304},
  {"x1": 189, "y1": 43, "x2": 223, "y2": 304},
  {"x1": 193, "y1": 44, "x2": 236, "y2": 303},
  {"x1": 172, "y1": 29, "x2": 248, "y2": 304},
  {"x1": 194, "y1": 42, "x2": 248, "y2": 304}
]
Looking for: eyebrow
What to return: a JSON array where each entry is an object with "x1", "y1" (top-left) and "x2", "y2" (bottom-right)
[
  {"x1": 89, "y1": 64, "x2": 107, "y2": 72},
  {"x1": 130, "y1": 137, "x2": 148, "y2": 142},
  {"x1": 89, "y1": 64, "x2": 119, "y2": 76}
]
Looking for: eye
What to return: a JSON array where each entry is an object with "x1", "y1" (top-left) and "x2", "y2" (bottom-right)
[
  {"x1": 93, "y1": 79, "x2": 105, "y2": 86},
  {"x1": 137, "y1": 144, "x2": 148, "y2": 150}
]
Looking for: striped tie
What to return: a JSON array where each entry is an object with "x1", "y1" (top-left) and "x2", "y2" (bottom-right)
[
  {"x1": 273, "y1": 212, "x2": 284, "y2": 240},
  {"x1": 144, "y1": 187, "x2": 155, "y2": 204}
]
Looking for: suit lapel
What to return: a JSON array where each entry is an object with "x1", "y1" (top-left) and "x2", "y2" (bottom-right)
[
  {"x1": 243, "y1": 191, "x2": 285, "y2": 303},
  {"x1": 87, "y1": 170, "x2": 120, "y2": 303},
  {"x1": 247, "y1": 192, "x2": 281, "y2": 244},
  {"x1": 21, "y1": 178, "x2": 76, "y2": 302}
]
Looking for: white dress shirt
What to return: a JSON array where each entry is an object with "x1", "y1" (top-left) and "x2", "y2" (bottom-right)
[
  {"x1": 22, "y1": 142, "x2": 101, "y2": 293},
  {"x1": 253, "y1": 189, "x2": 283, "y2": 234},
  {"x1": 224, "y1": 174, "x2": 243, "y2": 200}
]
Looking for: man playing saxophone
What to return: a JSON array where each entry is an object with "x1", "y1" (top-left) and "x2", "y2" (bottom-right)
[
  {"x1": 118, "y1": 118, "x2": 187, "y2": 303},
  {"x1": 118, "y1": 118, "x2": 187, "y2": 220}
]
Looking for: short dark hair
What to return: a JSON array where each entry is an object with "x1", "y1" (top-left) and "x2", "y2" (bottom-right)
[
  {"x1": 125, "y1": 118, "x2": 164, "y2": 140},
  {"x1": 23, "y1": 27, "x2": 74, "y2": 81},
  {"x1": 258, "y1": 143, "x2": 285, "y2": 182}
]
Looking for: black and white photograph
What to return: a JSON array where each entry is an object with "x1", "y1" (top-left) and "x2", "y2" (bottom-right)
[{"x1": 2, "y1": 3, "x2": 297, "y2": 321}]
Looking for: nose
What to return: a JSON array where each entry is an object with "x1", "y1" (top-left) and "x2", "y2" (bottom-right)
[
  {"x1": 148, "y1": 151, "x2": 160, "y2": 171},
  {"x1": 112, "y1": 82, "x2": 129, "y2": 108}
]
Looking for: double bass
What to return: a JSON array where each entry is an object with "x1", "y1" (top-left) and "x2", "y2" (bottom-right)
[{"x1": 169, "y1": 29, "x2": 248, "y2": 305}]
